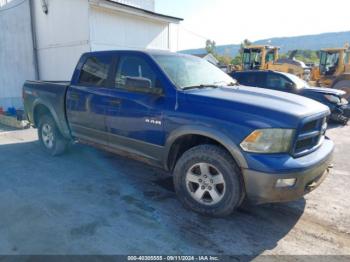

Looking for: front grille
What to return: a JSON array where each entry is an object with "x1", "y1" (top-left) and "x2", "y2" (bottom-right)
[
  {"x1": 293, "y1": 116, "x2": 327, "y2": 157},
  {"x1": 295, "y1": 137, "x2": 315, "y2": 151},
  {"x1": 301, "y1": 119, "x2": 318, "y2": 132}
]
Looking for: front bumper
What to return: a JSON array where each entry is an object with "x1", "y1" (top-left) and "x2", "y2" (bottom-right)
[
  {"x1": 342, "y1": 104, "x2": 350, "y2": 117},
  {"x1": 242, "y1": 139, "x2": 334, "y2": 204},
  {"x1": 330, "y1": 104, "x2": 350, "y2": 123}
]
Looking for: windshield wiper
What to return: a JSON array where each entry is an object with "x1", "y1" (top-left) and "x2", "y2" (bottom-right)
[
  {"x1": 227, "y1": 81, "x2": 239, "y2": 86},
  {"x1": 182, "y1": 84, "x2": 220, "y2": 91},
  {"x1": 213, "y1": 81, "x2": 238, "y2": 86}
]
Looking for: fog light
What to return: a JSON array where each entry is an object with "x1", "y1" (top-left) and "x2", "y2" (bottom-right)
[{"x1": 276, "y1": 178, "x2": 296, "y2": 188}]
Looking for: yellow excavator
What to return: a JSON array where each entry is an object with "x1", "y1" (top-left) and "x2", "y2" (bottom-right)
[
  {"x1": 310, "y1": 45, "x2": 350, "y2": 99},
  {"x1": 238, "y1": 45, "x2": 311, "y2": 80}
]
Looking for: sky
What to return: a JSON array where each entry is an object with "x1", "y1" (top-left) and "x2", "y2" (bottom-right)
[{"x1": 155, "y1": 0, "x2": 350, "y2": 51}]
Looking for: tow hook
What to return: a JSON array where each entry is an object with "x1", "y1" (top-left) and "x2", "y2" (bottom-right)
[{"x1": 327, "y1": 164, "x2": 334, "y2": 173}]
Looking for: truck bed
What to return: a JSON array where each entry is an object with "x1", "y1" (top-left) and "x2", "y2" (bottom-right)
[{"x1": 23, "y1": 80, "x2": 71, "y2": 138}]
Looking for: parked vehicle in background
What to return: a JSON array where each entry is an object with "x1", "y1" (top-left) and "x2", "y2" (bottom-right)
[
  {"x1": 23, "y1": 50, "x2": 333, "y2": 217},
  {"x1": 231, "y1": 70, "x2": 350, "y2": 125}
]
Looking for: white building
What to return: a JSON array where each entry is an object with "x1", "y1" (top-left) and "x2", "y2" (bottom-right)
[{"x1": 0, "y1": 0, "x2": 182, "y2": 109}]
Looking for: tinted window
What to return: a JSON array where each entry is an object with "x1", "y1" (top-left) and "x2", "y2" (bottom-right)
[
  {"x1": 115, "y1": 55, "x2": 157, "y2": 89},
  {"x1": 235, "y1": 73, "x2": 259, "y2": 87},
  {"x1": 265, "y1": 73, "x2": 292, "y2": 90},
  {"x1": 79, "y1": 56, "x2": 112, "y2": 87}
]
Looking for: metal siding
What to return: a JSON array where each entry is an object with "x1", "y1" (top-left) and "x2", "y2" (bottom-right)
[
  {"x1": 0, "y1": 0, "x2": 177, "y2": 109},
  {"x1": 33, "y1": 0, "x2": 91, "y2": 80},
  {"x1": 90, "y1": 6, "x2": 169, "y2": 51},
  {"x1": 37, "y1": 44, "x2": 91, "y2": 81},
  {"x1": 0, "y1": 0, "x2": 36, "y2": 109}
]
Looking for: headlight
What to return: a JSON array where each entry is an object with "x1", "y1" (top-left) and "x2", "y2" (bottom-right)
[
  {"x1": 341, "y1": 98, "x2": 348, "y2": 105},
  {"x1": 240, "y1": 129, "x2": 295, "y2": 153},
  {"x1": 324, "y1": 95, "x2": 341, "y2": 104}
]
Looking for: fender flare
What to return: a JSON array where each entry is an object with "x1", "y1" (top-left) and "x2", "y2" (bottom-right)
[
  {"x1": 164, "y1": 125, "x2": 248, "y2": 170},
  {"x1": 32, "y1": 99, "x2": 71, "y2": 139}
]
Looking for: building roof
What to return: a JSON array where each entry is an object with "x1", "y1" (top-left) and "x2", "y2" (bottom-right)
[
  {"x1": 194, "y1": 54, "x2": 207, "y2": 58},
  {"x1": 101, "y1": 0, "x2": 183, "y2": 23},
  {"x1": 193, "y1": 53, "x2": 219, "y2": 64}
]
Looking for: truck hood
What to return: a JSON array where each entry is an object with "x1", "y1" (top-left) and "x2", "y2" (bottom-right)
[
  {"x1": 183, "y1": 85, "x2": 329, "y2": 128},
  {"x1": 301, "y1": 86, "x2": 346, "y2": 97}
]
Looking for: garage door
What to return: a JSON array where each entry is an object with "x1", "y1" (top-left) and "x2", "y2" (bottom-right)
[{"x1": 90, "y1": 6, "x2": 169, "y2": 51}]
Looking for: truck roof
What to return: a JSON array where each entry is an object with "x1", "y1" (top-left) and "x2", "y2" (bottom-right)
[{"x1": 83, "y1": 49, "x2": 185, "y2": 57}]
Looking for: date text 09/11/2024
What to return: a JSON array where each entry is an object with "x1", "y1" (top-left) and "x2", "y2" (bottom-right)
[{"x1": 127, "y1": 256, "x2": 219, "y2": 261}]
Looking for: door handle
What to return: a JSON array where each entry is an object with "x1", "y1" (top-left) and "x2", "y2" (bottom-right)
[
  {"x1": 109, "y1": 99, "x2": 121, "y2": 106},
  {"x1": 69, "y1": 93, "x2": 80, "y2": 100}
]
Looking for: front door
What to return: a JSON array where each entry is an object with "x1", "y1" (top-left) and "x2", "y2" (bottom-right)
[{"x1": 106, "y1": 53, "x2": 166, "y2": 161}]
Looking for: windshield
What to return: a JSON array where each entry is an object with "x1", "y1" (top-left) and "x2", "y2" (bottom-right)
[
  {"x1": 320, "y1": 51, "x2": 340, "y2": 75},
  {"x1": 242, "y1": 49, "x2": 262, "y2": 70},
  {"x1": 320, "y1": 51, "x2": 339, "y2": 67},
  {"x1": 152, "y1": 54, "x2": 236, "y2": 89},
  {"x1": 287, "y1": 73, "x2": 309, "y2": 89}
]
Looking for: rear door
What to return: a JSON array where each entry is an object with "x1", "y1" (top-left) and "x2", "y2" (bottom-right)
[
  {"x1": 66, "y1": 54, "x2": 114, "y2": 144},
  {"x1": 105, "y1": 53, "x2": 166, "y2": 161}
]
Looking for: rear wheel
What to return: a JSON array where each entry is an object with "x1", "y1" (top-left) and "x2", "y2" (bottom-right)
[
  {"x1": 38, "y1": 114, "x2": 68, "y2": 156},
  {"x1": 173, "y1": 144, "x2": 243, "y2": 217}
]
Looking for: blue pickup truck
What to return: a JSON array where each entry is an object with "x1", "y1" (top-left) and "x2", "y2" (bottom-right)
[{"x1": 23, "y1": 50, "x2": 334, "y2": 217}]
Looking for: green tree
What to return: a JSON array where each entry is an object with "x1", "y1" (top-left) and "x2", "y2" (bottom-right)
[
  {"x1": 217, "y1": 55, "x2": 233, "y2": 65},
  {"x1": 284, "y1": 50, "x2": 319, "y2": 64},
  {"x1": 205, "y1": 39, "x2": 217, "y2": 55},
  {"x1": 242, "y1": 39, "x2": 252, "y2": 48},
  {"x1": 231, "y1": 54, "x2": 242, "y2": 66}
]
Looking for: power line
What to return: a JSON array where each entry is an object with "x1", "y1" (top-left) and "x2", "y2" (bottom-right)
[
  {"x1": 179, "y1": 25, "x2": 212, "y2": 41},
  {"x1": 0, "y1": 0, "x2": 27, "y2": 12}
]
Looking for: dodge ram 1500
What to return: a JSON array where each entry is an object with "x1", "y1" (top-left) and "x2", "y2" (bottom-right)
[{"x1": 23, "y1": 50, "x2": 334, "y2": 216}]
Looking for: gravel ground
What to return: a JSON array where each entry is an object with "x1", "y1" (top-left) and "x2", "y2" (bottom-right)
[{"x1": 0, "y1": 124, "x2": 349, "y2": 256}]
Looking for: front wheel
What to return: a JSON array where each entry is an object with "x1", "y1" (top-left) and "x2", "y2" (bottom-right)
[
  {"x1": 173, "y1": 144, "x2": 244, "y2": 217},
  {"x1": 38, "y1": 114, "x2": 68, "y2": 156}
]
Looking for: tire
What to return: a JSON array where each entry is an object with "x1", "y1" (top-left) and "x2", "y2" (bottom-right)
[
  {"x1": 332, "y1": 80, "x2": 350, "y2": 100},
  {"x1": 173, "y1": 144, "x2": 244, "y2": 217},
  {"x1": 38, "y1": 114, "x2": 68, "y2": 156}
]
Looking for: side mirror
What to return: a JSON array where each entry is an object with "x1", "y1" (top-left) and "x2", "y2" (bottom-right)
[
  {"x1": 284, "y1": 82, "x2": 295, "y2": 90},
  {"x1": 125, "y1": 76, "x2": 151, "y2": 89},
  {"x1": 125, "y1": 76, "x2": 164, "y2": 96}
]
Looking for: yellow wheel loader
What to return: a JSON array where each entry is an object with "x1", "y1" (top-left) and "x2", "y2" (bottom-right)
[
  {"x1": 310, "y1": 46, "x2": 350, "y2": 99},
  {"x1": 240, "y1": 45, "x2": 311, "y2": 80}
]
